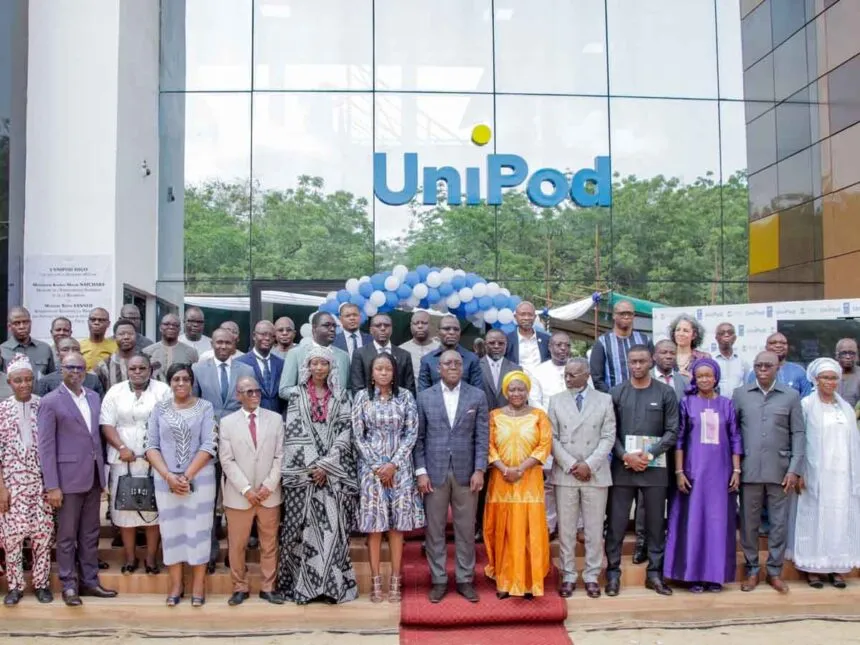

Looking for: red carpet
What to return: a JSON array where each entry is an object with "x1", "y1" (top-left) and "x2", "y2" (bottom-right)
[{"x1": 399, "y1": 542, "x2": 571, "y2": 645}]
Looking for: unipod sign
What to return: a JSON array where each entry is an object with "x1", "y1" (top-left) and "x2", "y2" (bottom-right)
[{"x1": 374, "y1": 124, "x2": 611, "y2": 208}]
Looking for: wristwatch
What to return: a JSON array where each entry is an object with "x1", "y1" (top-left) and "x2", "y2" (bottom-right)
[{"x1": 241, "y1": 485, "x2": 252, "y2": 495}]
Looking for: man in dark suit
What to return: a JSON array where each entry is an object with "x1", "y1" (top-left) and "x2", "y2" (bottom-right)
[
  {"x1": 418, "y1": 315, "x2": 482, "y2": 391},
  {"x1": 504, "y1": 301, "x2": 551, "y2": 371},
  {"x1": 414, "y1": 350, "x2": 489, "y2": 604},
  {"x1": 349, "y1": 314, "x2": 415, "y2": 394},
  {"x1": 479, "y1": 329, "x2": 519, "y2": 411},
  {"x1": 332, "y1": 303, "x2": 372, "y2": 363},
  {"x1": 36, "y1": 338, "x2": 105, "y2": 399},
  {"x1": 237, "y1": 320, "x2": 285, "y2": 413},
  {"x1": 38, "y1": 352, "x2": 117, "y2": 606}
]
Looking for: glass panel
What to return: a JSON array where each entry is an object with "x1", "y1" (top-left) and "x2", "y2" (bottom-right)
[
  {"x1": 253, "y1": 0, "x2": 372, "y2": 91},
  {"x1": 827, "y1": 53, "x2": 860, "y2": 135},
  {"x1": 773, "y1": 28, "x2": 809, "y2": 102},
  {"x1": 741, "y1": 0, "x2": 772, "y2": 70},
  {"x1": 494, "y1": 0, "x2": 607, "y2": 95},
  {"x1": 374, "y1": 0, "x2": 493, "y2": 92},
  {"x1": 609, "y1": 98, "x2": 721, "y2": 302},
  {"x1": 779, "y1": 201, "x2": 815, "y2": 265},
  {"x1": 373, "y1": 93, "x2": 496, "y2": 274},
  {"x1": 160, "y1": 0, "x2": 252, "y2": 92},
  {"x1": 771, "y1": 0, "x2": 806, "y2": 47},
  {"x1": 824, "y1": 0, "x2": 860, "y2": 74},
  {"x1": 717, "y1": 0, "x2": 745, "y2": 99},
  {"x1": 744, "y1": 55, "x2": 775, "y2": 122},
  {"x1": 748, "y1": 165, "x2": 778, "y2": 220},
  {"x1": 606, "y1": 0, "x2": 718, "y2": 99},
  {"x1": 719, "y1": 101, "x2": 751, "y2": 304},
  {"x1": 775, "y1": 87, "x2": 812, "y2": 160},
  {"x1": 776, "y1": 148, "x2": 813, "y2": 209},
  {"x1": 745, "y1": 110, "x2": 777, "y2": 173},
  {"x1": 493, "y1": 95, "x2": 610, "y2": 284},
  {"x1": 830, "y1": 121, "x2": 860, "y2": 191},
  {"x1": 251, "y1": 92, "x2": 374, "y2": 279},
  {"x1": 172, "y1": 93, "x2": 252, "y2": 290}
]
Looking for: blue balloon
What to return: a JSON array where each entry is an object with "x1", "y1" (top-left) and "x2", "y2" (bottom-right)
[
  {"x1": 492, "y1": 321, "x2": 502, "y2": 329},
  {"x1": 360, "y1": 312, "x2": 367, "y2": 325},
  {"x1": 438, "y1": 282, "x2": 454, "y2": 297},
  {"x1": 426, "y1": 288, "x2": 441, "y2": 304},
  {"x1": 493, "y1": 294, "x2": 508, "y2": 309},
  {"x1": 396, "y1": 284, "x2": 413, "y2": 300},
  {"x1": 358, "y1": 281, "x2": 374, "y2": 298},
  {"x1": 404, "y1": 271, "x2": 420, "y2": 287},
  {"x1": 378, "y1": 303, "x2": 392, "y2": 314},
  {"x1": 416, "y1": 265, "x2": 431, "y2": 280},
  {"x1": 336, "y1": 289, "x2": 350, "y2": 303},
  {"x1": 370, "y1": 273, "x2": 386, "y2": 290},
  {"x1": 322, "y1": 300, "x2": 338, "y2": 314},
  {"x1": 385, "y1": 291, "x2": 399, "y2": 308},
  {"x1": 476, "y1": 296, "x2": 491, "y2": 310},
  {"x1": 465, "y1": 273, "x2": 479, "y2": 287},
  {"x1": 419, "y1": 298, "x2": 429, "y2": 309},
  {"x1": 349, "y1": 293, "x2": 366, "y2": 307},
  {"x1": 509, "y1": 295, "x2": 522, "y2": 308},
  {"x1": 464, "y1": 300, "x2": 479, "y2": 315},
  {"x1": 453, "y1": 305, "x2": 466, "y2": 319},
  {"x1": 501, "y1": 322, "x2": 517, "y2": 334},
  {"x1": 451, "y1": 275, "x2": 466, "y2": 290}
]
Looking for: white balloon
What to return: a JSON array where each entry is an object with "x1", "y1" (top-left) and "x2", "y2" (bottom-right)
[
  {"x1": 384, "y1": 275, "x2": 401, "y2": 291},
  {"x1": 486, "y1": 282, "x2": 501, "y2": 296},
  {"x1": 433, "y1": 302, "x2": 448, "y2": 313},
  {"x1": 406, "y1": 295, "x2": 421, "y2": 308},
  {"x1": 440, "y1": 267, "x2": 455, "y2": 283},
  {"x1": 446, "y1": 294, "x2": 461, "y2": 309},
  {"x1": 500, "y1": 288, "x2": 511, "y2": 297},
  {"x1": 484, "y1": 307, "x2": 499, "y2": 324},
  {"x1": 345, "y1": 278, "x2": 360, "y2": 294},
  {"x1": 472, "y1": 282, "x2": 487, "y2": 298},
  {"x1": 458, "y1": 287, "x2": 474, "y2": 303},
  {"x1": 363, "y1": 302, "x2": 378, "y2": 317},
  {"x1": 300, "y1": 323, "x2": 312, "y2": 338},
  {"x1": 326, "y1": 291, "x2": 338, "y2": 301},
  {"x1": 370, "y1": 290, "x2": 386, "y2": 307},
  {"x1": 358, "y1": 275, "x2": 371, "y2": 284},
  {"x1": 392, "y1": 264, "x2": 409, "y2": 279},
  {"x1": 425, "y1": 271, "x2": 442, "y2": 288},
  {"x1": 412, "y1": 283, "x2": 429, "y2": 299},
  {"x1": 497, "y1": 308, "x2": 514, "y2": 325},
  {"x1": 453, "y1": 269, "x2": 467, "y2": 277}
]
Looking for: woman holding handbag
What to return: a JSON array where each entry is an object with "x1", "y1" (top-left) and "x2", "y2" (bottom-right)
[{"x1": 100, "y1": 353, "x2": 170, "y2": 575}]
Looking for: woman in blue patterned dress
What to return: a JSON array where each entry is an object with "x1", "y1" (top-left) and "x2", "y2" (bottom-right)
[{"x1": 352, "y1": 352, "x2": 424, "y2": 603}]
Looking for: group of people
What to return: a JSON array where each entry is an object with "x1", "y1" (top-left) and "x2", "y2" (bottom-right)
[{"x1": 0, "y1": 297, "x2": 857, "y2": 610}]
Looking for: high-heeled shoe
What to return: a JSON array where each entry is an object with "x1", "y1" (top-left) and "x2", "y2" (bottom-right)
[
  {"x1": 145, "y1": 561, "x2": 160, "y2": 575},
  {"x1": 121, "y1": 559, "x2": 139, "y2": 575},
  {"x1": 389, "y1": 575, "x2": 402, "y2": 603},
  {"x1": 369, "y1": 575, "x2": 383, "y2": 603}
]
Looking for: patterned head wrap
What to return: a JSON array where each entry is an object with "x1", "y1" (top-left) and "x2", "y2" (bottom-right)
[
  {"x1": 501, "y1": 370, "x2": 531, "y2": 398},
  {"x1": 685, "y1": 357, "x2": 721, "y2": 396},
  {"x1": 299, "y1": 344, "x2": 341, "y2": 393},
  {"x1": 6, "y1": 353, "x2": 33, "y2": 375},
  {"x1": 806, "y1": 357, "x2": 841, "y2": 384}
]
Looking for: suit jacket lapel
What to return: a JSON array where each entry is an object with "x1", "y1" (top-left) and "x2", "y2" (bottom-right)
[
  {"x1": 60, "y1": 387, "x2": 90, "y2": 433},
  {"x1": 433, "y1": 384, "x2": 452, "y2": 430},
  {"x1": 451, "y1": 384, "x2": 469, "y2": 429}
]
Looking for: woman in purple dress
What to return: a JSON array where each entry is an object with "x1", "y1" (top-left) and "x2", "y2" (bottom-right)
[{"x1": 664, "y1": 357, "x2": 743, "y2": 592}]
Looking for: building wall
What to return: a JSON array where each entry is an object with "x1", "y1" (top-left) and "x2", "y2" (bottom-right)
[{"x1": 743, "y1": 0, "x2": 860, "y2": 301}]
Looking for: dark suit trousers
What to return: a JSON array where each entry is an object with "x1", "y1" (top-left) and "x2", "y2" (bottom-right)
[
  {"x1": 57, "y1": 467, "x2": 102, "y2": 591},
  {"x1": 635, "y1": 449, "x2": 676, "y2": 541},
  {"x1": 740, "y1": 483, "x2": 788, "y2": 577},
  {"x1": 606, "y1": 485, "x2": 667, "y2": 579}
]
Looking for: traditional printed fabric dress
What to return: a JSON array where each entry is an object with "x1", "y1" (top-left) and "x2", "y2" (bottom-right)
[
  {"x1": 352, "y1": 388, "x2": 424, "y2": 533},
  {"x1": 0, "y1": 395, "x2": 54, "y2": 592},
  {"x1": 277, "y1": 346, "x2": 359, "y2": 604}
]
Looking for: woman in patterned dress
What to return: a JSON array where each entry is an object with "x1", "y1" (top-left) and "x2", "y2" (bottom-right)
[
  {"x1": 145, "y1": 363, "x2": 217, "y2": 607},
  {"x1": 277, "y1": 345, "x2": 359, "y2": 605},
  {"x1": 352, "y1": 352, "x2": 424, "y2": 603},
  {"x1": 0, "y1": 355, "x2": 54, "y2": 605}
]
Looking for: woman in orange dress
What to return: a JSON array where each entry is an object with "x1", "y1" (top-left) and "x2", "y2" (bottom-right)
[{"x1": 483, "y1": 370, "x2": 552, "y2": 599}]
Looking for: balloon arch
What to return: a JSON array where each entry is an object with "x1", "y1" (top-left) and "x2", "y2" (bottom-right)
[{"x1": 308, "y1": 265, "x2": 527, "y2": 338}]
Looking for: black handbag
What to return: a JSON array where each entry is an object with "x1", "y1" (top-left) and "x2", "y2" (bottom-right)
[{"x1": 114, "y1": 461, "x2": 158, "y2": 519}]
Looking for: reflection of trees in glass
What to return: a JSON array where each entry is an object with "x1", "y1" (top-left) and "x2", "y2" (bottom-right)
[{"x1": 184, "y1": 171, "x2": 749, "y2": 306}]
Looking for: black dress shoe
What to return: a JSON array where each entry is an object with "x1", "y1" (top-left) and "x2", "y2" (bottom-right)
[
  {"x1": 34, "y1": 588, "x2": 54, "y2": 604},
  {"x1": 558, "y1": 582, "x2": 575, "y2": 598},
  {"x1": 428, "y1": 583, "x2": 447, "y2": 603},
  {"x1": 632, "y1": 538, "x2": 648, "y2": 565},
  {"x1": 645, "y1": 578, "x2": 673, "y2": 596},
  {"x1": 4, "y1": 589, "x2": 23, "y2": 606},
  {"x1": 80, "y1": 585, "x2": 118, "y2": 598},
  {"x1": 228, "y1": 591, "x2": 250, "y2": 606},
  {"x1": 98, "y1": 559, "x2": 110, "y2": 570},
  {"x1": 259, "y1": 591, "x2": 285, "y2": 605},
  {"x1": 207, "y1": 561, "x2": 217, "y2": 575},
  {"x1": 62, "y1": 589, "x2": 83, "y2": 606},
  {"x1": 456, "y1": 583, "x2": 479, "y2": 603},
  {"x1": 605, "y1": 578, "x2": 620, "y2": 597}
]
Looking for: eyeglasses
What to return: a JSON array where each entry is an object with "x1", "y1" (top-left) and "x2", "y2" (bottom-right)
[
  {"x1": 817, "y1": 374, "x2": 839, "y2": 381},
  {"x1": 837, "y1": 351, "x2": 857, "y2": 357},
  {"x1": 239, "y1": 388, "x2": 262, "y2": 396},
  {"x1": 62, "y1": 365, "x2": 86, "y2": 372},
  {"x1": 128, "y1": 365, "x2": 149, "y2": 372},
  {"x1": 185, "y1": 318, "x2": 204, "y2": 324},
  {"x1": 753, "y1": 362, "x2": 776, "y2": 369}
]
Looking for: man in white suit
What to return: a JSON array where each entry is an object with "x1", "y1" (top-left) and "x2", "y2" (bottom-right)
[
  {"x1": 549, "y1": 358, "x2": 616, "y2": 599},
  {"x1": 219, "y1": 376, "x2": 285, "y2": 606}
]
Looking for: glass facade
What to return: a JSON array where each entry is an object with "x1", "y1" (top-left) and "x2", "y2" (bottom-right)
[
  {"x1": 743, "y1": 0, "x2": 860, "y2": 300},
  {"x1": 159, "y1": 0, "x2": 753, "y2": 327}
]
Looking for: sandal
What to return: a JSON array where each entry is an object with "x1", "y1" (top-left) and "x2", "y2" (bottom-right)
[
  {"x1": 191, "y1": 596, "x2": 206, "y2": 607},
  {"x1": 829, "y1": 574, "x2": 847, "y2": 589},
  {"x1": 807, "y1": 574, "x2": 825, "y2": 589},
  {"x1": 389, "y1": 575, "x2": 402, "y2": 603},
  {"x1": 689, "y1": 583, "x2": 705, "y2": 593},
  {"x1": 369, "y1": 575, "x2": 383, "y2": 603},
  {"x1": 121, "y1": 559, "x2": 139, "y2": 575}
]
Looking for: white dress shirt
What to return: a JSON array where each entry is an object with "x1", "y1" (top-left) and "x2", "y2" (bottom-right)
[
  {"x1": 373, "y1": 341, "x2": 393, "y2": 355},
  {"x1": 653, "y1": 367, "x2": 676, "y2": 387},
  {"x1": 442, "y1": 382, "x2": 461, "y2": 426},
  {"x1": 345, "y1": 330, "x2": 364, "y2": 359},
  {"x1": 517, "y1": 331, "x2": 541, "y2": 371},
  {"x1": 63, "y1": 384, "x2": 92, "y2": 433},
  {"x1": 715, "y1": 351, "x2": 750, "y2": 398},
  {"x1": 531, "y1": 360, "x2": 566, "y2": 410},
  {"x1": 253, "y1": 349, "x2": 273, "y2": 374},
  {"x1": 179, "y1": 333, "x2": 213, "y2": 356}
]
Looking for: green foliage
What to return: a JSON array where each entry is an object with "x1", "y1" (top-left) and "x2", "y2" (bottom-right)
[{"x1": 183, "y1": 171, "x2": 749, "y2": 306}]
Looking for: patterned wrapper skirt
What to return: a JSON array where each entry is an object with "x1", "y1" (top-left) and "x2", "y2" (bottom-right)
[{"x1": 153, "y1": 463, "x2": 215, "y2": 566}]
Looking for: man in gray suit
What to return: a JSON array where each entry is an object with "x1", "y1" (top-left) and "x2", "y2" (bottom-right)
[
  {"x1": 278, "y1": 312, "x2": 350, "y2": 400},
  {"x1": 549, "y1": 358, "x2": 615, "y2": 599},
  {"x1": 414, "y1": 350, "x2": 489, "y2": 604},
  {"x1": 733, "y1": 350, "x2": 804, "y2": 594}
]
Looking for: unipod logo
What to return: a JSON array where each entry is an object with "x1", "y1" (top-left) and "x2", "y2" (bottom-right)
[{"x1": 374, "y1": 124, "x2": 611, "y2": 208}]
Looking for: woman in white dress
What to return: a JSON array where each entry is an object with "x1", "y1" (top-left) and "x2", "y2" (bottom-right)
[
  {"x1": 100, "y1": 353, "x2": 170, "y2": 574},
  {"x1": 792, "y1": 357, "x2": 860, "y2": 589}
]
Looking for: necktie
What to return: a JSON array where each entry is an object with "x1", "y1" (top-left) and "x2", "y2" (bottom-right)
[
  {"x1": 262, "y1": 357, "x2": 271, "y2": 390},
  {"x1": 350, "y1": 333, "x2": 358, "y2": 355},
  {"x1": 219, "y1": 362, "x2": 229, "y2": 403},
  {"x1": 576, "y1": 392, "x2": 583, "y2": 411},
  {"x1": 248, "y1": 412, "x2": 257, "y2": 448}
]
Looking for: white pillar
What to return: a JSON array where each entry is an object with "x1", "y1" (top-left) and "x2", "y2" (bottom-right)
[{"x1": 23, "y1": 0, "x2": 160, "y2": 340}]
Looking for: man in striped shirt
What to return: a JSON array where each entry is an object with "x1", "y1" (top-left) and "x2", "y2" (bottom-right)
[{"x1": 590, "y1": 300, "x2": 653, "y2": 393}]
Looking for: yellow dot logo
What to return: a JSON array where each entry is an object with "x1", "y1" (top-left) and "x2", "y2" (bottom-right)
[{"x1": 471, "y1": 124, "x2": 492, "y2": 147}]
